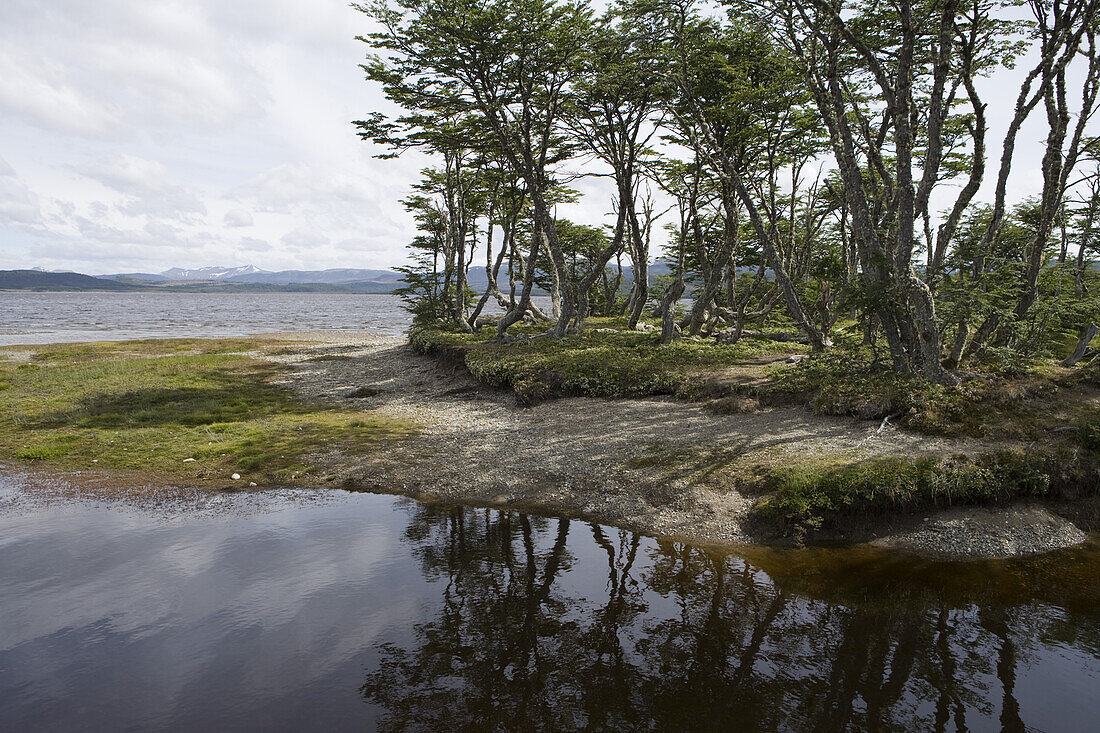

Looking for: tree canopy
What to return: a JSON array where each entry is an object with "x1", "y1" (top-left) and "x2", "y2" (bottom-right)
[{"x1": 356, "y1": 0, "x2": 1100, "y2": 381}]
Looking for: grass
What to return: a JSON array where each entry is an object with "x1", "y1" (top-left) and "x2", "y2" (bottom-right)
[
  {"x1": 617, "y1": 438, "x2": 1100, "y2": 540},
  {"x1": 736, "y1": 445, "x2": 1100, "y2": 540},
  {"x1": 411, "y1": 318, "x2": 797, "y2": 404},
  {"x1": 748, "y1": 452, "x2": 1051, "y2": 537},
  {"x1": 0, "y1": 338, "x2": 417, "y2": 484}
]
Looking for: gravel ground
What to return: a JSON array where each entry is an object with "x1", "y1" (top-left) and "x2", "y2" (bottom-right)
[
  {"x1": 871, "y1": 504, "x2": 1088, "y2": 559},
  {"x1": 261, "y1": 334, "x2": 1088, "y2": 558}
]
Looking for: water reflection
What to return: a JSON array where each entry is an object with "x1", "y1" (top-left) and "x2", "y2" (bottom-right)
[
  {"x1": 1, "y1": 487, "x2": 1097, "y2": 731},
  {"x1": 363, "y1": 502, "x2": 1100, "y2": 732}
]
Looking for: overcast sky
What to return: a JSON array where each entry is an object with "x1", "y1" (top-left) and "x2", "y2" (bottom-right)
[
  {"x1": 0, "y1": 0, "x2": 1063, "y2": 275},
  {"x1": 0, "y1": 0, "x2": 432, "y2": 274}
]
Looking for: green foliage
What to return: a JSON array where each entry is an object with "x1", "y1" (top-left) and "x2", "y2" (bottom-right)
[
  {"x1": 753, "y1": 453, "x2": 1057, "y2": 537},
  {"x1": 411, "y1": 321, "x2": 793, "y2": 402},
  {"x1": 1080, "y1": 415, "x2": 1100, "y2": 451},
  {"x1": 15, "y1": 445, "x2": 68, "y2": 460},
  {"x1": 759, "y1": 344, "x2": 1091, "y2": 441},
  {"x1": 357, "y1": 0, "x2": 1100, "y2": 379},
  {"x1": 763, "y1": 346, "x2": 938, "y2": 419}
]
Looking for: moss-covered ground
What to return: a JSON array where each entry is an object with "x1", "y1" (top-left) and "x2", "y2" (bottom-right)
[
  {"x1": 410, "y1": 317, "x2": 798, "y2": 404},
  {"x1": 0, "y1": 338, "x2": 417, "y2": 485}
]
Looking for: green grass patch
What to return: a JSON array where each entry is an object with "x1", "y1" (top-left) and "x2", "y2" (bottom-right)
[
  {"x1": 411, "y1": 319, "x2": 796, "y2": 403},
  {"x1": 0, "y1": 338, "x2": 416, "y2": 482},
  {"x1": 749, "y1": 450, "x2": 1098, "y2": 539}
]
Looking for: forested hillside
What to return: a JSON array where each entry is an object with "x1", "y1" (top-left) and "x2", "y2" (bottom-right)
[{"x1": 0, "y1": 270, "x2": 142, "y2": 292}]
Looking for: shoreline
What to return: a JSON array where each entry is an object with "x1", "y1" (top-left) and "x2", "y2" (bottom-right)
[
  {"x1": 2, "y1": 331, "x2": 1096, "y2": 560},
  {"x1": 1, "y1": 461, "x2": 1094, "y2": 563}
]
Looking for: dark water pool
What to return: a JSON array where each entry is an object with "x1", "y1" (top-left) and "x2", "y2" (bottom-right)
[{"x1": 1, "y1": 481, "x2": 1098, "y2": 732}]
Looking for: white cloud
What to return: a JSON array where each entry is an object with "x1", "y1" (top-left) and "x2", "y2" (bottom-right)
[
  {"x1": 0, "y1": 1, "x2": 263, "y2": 137},
  {"x1": 224, "y1": 209, "x2": 253, "y2": 227},
  {"x1": 70, "y1": 155, "x2": 207, "y2": 223},
  {"x1": 0, "y1": 159, "x2": 43, "y2": 227},
  {"x1": 0, "y1": 176, "x2": 40, "y2": 225},
  {"x1": 118, "y1": 189, "x2": 208, "y2": 222},
  {"x1": 79, "y1": 155, "x2": 168, "y2": 194},
  {"x1": 0, "y1": 1, "x2": 418, "y2": 273},
  {"x1": 238, "y1": 236, "x2": 271, "y2": 252},
  {"x1": 233, "y1": 164, "x2": 375, "y2": 210},
  {"x1": 0, "y1": 48, "x2": 122, "y2": 135},
  {"x1": 281, "y1": 229, "x2": 329, "y2": 250}
]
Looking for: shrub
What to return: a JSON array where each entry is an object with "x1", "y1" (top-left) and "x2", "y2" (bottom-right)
[{"x1": 752, "y1": 452, "x2": 1055, "y2": 537}]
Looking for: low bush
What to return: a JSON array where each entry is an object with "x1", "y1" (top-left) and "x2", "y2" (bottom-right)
[
  {"x1": 410, "y1": 321, "x2": 796, "y2": 403},
  {"x1": 749, "y1": 450, "x2": 1085, "y2": 538}
]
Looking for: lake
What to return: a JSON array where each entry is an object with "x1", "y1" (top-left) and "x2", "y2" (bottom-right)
[
  {"x1": 0, "y1": 292, "x2": 558, "y2": 345},
  {"x1": 0, "y1": 292, "x2": 413, "y2": 345},
  {"x1": 1, "y1": 477, "x2": 1098, "y2": 731}
]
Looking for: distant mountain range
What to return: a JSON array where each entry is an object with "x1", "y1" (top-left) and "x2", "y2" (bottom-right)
[
  {"x1": 2, "y1": 270, "x2": 143, "y2": 291},
  {"x1": 3, "y1": 262, "x2": 680, "y2": 293},
  {"x1": 2, "y1": 267, "x2": 402, "y2": 293},
  {"x1": 98, "y1": 265, "x2": 403, "y2": 285}
]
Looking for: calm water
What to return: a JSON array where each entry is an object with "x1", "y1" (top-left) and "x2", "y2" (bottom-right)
[
  {"x1": 0, "y1": 292, "x2": 557, "y2": 345},
  {"x1": 1, "y1": 479, "x2": 1098, "y2": 732},
  {"x1": 0, "y1": 292, "x2": 413, "y2": 345}
]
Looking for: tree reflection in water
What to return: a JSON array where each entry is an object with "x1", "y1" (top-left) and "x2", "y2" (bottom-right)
[{"x1": 362, "y1": 502, "x2": 1100, "y2": 731}]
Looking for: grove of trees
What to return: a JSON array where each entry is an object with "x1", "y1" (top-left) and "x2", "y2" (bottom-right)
[{"x1": 356, "y1": 0, "x2": 1100, "y2": 383}]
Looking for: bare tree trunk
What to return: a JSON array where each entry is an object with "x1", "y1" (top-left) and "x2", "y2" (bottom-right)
[
  {"x1": 497, "y1": 232, "x2": 542, "y2": 339},
  {"x1": 730, "y1": 170, "x2": 831, "y2": 352},
  {"x1": 625, "y1": 192, "x2": 652, "y2": 329},
  {"x1": 574, "y1": 204, "x2": 628, "y2": 332},
  {"x1": 469, "y1": 220, "x2": 514, "y2": 327},
  {"x1": 685, "y1": 187, "x2": 739, "y2": 336},
  {"x1": 660, "y1": 275, "x2": 686, "y2": 344},
  {"x1": 532, "y1": 195, "x2": 574, "y2": 337},
  {"x1": 1063, "y1": 321, "x2": 1098, "y2": 366}
]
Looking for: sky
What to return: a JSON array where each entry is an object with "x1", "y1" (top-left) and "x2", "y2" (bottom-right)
[
  {"x1": 0, "y1": 0, "x2": 433, "y2": 274},
  {"x1": 0, "y1": 0, "x2": 1069, "y2": 275}
]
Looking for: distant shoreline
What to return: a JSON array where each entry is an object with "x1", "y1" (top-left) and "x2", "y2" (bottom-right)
[
  {"x1": 0, "y1": 287, "x2": 400, "y2": 293},
  {"x1": 0, "y1": 268, "x2": 401, "y2": 294}
]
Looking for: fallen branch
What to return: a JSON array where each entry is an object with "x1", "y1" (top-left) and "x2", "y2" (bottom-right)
[
  {"x1": 855, "y1": 411, "x2": 905, "y2": 450},
  {"x1": 877, "y1": 411, "x2": 904, "y2": 434}
]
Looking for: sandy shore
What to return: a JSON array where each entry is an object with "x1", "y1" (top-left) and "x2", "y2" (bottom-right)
[{"x1": 262, "y1": 333, "x2": 1091, "y2": 559}]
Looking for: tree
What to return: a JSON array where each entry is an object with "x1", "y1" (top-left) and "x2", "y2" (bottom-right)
[
  {"x1": 358, "y1": 0, "x2": 595, "y2": 338},
  {"x1": 662, "y1": 2, "x2": 831, "y2": 348},
  {"x1": 565, "y1": 3, "x2": 669, "y2": 328}
]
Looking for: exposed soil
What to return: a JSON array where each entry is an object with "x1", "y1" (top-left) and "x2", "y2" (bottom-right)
[{"x1": 267, "y1": 333, "x2": 1089, "y2": 558}]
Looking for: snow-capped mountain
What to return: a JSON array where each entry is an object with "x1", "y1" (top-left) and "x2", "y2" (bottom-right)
[
  {"x1": 94, "y1": 265, "x2": 403, "y2": 285},
  {"x1": 31, "y1": 266, "x2": 77, "y2": 273},
  {"x1": 159, "y1": 265, "x2": 269, "y2": 281}
]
